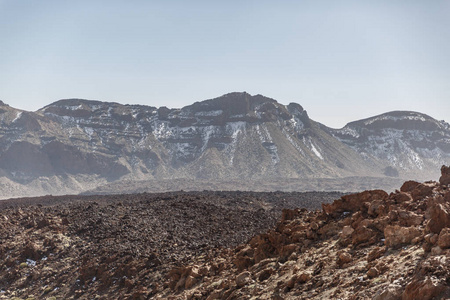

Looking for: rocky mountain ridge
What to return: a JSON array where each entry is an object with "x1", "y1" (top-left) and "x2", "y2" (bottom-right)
[
  {"x1": 329, "y1": 111, "x2": 450, "y2": 177},
  {"x1": 0, "y1": 92, "x2": 449, "y2": 198}
]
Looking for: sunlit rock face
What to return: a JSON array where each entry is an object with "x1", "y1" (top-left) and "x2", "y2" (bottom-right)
[
  {"x1": 330, "y1": 111, "x2": 450, "y2": 178},
  {"x1": 0, "y1": 92, "x2": 449, "y2": 197}
]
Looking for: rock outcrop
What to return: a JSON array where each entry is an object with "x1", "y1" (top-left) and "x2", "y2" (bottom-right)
[
  {"x1": 163, "y1": 166, "x2": 450, "y2": 299},
  {"x1": 0, "y1": 165, "x2": 449, "y2": 298}
]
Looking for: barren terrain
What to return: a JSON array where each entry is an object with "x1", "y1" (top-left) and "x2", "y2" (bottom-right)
[
  {"x1": 1, "y1": 167, "x2": 449, "y2": 299},
  {"x1": 0, "y1": 191, "x2": 341, "y2": 299}
]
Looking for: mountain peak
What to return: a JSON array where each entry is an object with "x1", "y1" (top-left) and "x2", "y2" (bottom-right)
[
  {"x1": 180, "y1": 92, "x2": 295, "y2": 123},
  {"x1": 346, "y1": 110, "x2": 444, "y2": 131},
  {"x1": 41, "y1": 98, "x2": 119, "y2": 110}
]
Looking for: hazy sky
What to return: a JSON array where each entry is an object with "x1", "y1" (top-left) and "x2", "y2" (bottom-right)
[{"x1": 1, "y1": 1, "x2": 449, "y2": 128}]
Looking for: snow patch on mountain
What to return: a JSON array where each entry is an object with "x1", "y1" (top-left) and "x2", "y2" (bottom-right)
[
  {"x1": 363, "y1": 114, "x2": 427, "y2": 126},
  {"x1": 303, "y1": 137, "x2": 324, "y2": 160}
]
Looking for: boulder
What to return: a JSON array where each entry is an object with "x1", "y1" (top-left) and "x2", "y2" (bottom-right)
[
  {"x1": 341, "y1": 225, "x2": 354, "y2": 238},
  {"x1": 236, "y1": 271, "x2": 251, "y2": 288},
  {"x1": 437, "y1": 228, "x2": 450, "y2": 249},
  {"x1": 384, "y1": 225, "x2": 422, "y2": 248},
  {"x1": 337, "y1": 251, "x2": 353, "y2": 265},
  {"x1": 367, "y1": 246, "x2": 386, "y2": 262},
  {"x1": 396, "y1": 210, "x2": 423, "y2": 227},
  {"x1": 352, "y1": 225, "x2": 377, "y2": 245},
  {"x1": 367, "y1": 267, "x2": 379, "y2": 278},
  {"x1": 402, "y1": 277, "x2": 447, "y2": 300},
  {"x1": 400, "y1": 181, "x2": 421, "y2": 193},
  {"x1": 184, "y1": 275, "x2": 198, "y2": 289},
  {"x1": 426, "y1": 199, "x2": 450, "y2": 234},
  {"x1": 439, "y1": 165, "x2": 450, "y2": 186},
  {"x1": 323, "y1": 190, "x2": 388, "y2": 216},
  {"x1": 410, "y1": 183, "x2": 434, "y2": 201},
  {"x1": 373, "y1": 283, "x2": 402, "y2": 300},
  {"x1": 368, "y1": 200, "x2": 387, "y2": 217}
]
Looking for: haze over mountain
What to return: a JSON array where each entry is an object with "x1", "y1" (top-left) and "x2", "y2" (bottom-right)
[{"x1": 0, "y1": 92, "x2": 449, "y2": 198}]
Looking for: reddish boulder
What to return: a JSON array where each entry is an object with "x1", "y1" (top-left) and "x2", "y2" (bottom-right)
[
  {"x1": 410, "y1": 183, "x2": 434, "y2": 201},
  {"x1": 384, "y1": 225, "x2": 422, "y2": 248},
  {"x1": 400, "y1": 180, "x2": 421, "y2": 193},
  {"x1": 437, "y1": 228, "x2": 450, "y2": 249},
  {"x1": 396, "y1": 210, "x2": 424, "y2": 227},
  {"x1": 352, "y1": 225, "x2": 378, "y2": 245},
  {"x1": 323, "y1": 190, "x2": 388, "y2": 216},
  {"x1": 402, "y1": 277, "x2": 447, "y2": 300},
  {"x1": 426, "y1": 198, "x2": 450, "y2": 234},
  {"x1": 439, "y1": 165, "x2": 450, "y2": 186}
]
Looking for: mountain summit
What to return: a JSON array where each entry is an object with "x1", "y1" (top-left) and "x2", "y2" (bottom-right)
[{"x1": 0, "y1": 93, "x2": 449, "y2": 197}]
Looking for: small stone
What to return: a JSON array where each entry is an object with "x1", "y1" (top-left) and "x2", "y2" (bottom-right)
[
  {"x1": 184, "y1": 275, "x2": 197, "y2": 289},
  {"x1": 430, "y1": 246, "x2": 443, "y2": 255},
  {"x1": 341, "y1": 225, "x2": 354, "y2": 238},
  {"x1": 437, "y1": 227, "x2": 450, "y2": 249},
  {"x1": 297, "y1": 272, "x2": 311, "y2": 283},
  {"x1": 236, "y1": 271, "x2": 251, "y2": 288},
  {"x1": 338, "y1": 252, "x2": 353, "y2": 264},
  {"x1": 367, "y1": 246, "x2": 386, "y2": 262},
  {"x1": 367, "y1": 267, "x2": 379, "y2": 278}
]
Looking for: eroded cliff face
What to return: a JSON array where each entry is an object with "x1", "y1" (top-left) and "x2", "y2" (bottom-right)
[{"x1": 0, "y1": 93, "x2": 449, "y2": 197}]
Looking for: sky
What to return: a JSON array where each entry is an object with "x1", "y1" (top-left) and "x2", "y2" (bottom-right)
[{"x1": 0, "y1": 1, "x2": 449, "y2": 128}]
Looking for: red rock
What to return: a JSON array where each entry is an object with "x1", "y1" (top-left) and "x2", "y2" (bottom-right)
[
  {"x1": 352, "y1": 225, "x2": 377, "y2": 245},
  {"x1": 396, "y1": 210, "x2": 423, "y2": 227},
  {"x1": 410, "y1": 183, "x2": 434, "y2": 201},
  {"x1": 430, "y1": 246, "x2": 443, "y2": 255},
  {"x1": 384, "y1": 225, "x2": 422, "y2": 248},
  {"x1": 185, "y1": 275, "x2": 198, "y2": 289},
  {"x1": 367, "y1": 267, "x2": 379, "y2": 278},
  {"x1": 400, "y1": 180, "x2": 421, "y2": 193},
  {"x1": 281, "y1": 209, "x2": 299, "y2": 222},
  {"x1": 367, "y1": 200, "x2": 387, "y2": 217},
  {"x1": 258, "y1": 267, "x2": 274, "y2": 281},
  {"x1": 426, "y1": 198, "x2": 450, "y2": 234},
  {"x1": 367, "y1": 246, "x2": 386, "y2": 262},
  {"x1": 337, "y1": 251, "x2": 353, "y2": 265},
  {"x1": 297, "y1": 272, "x2": 311, "y2": 283},
  {"x1": 20, "y1": 241, "x2": 42, "y2": 261},
  {"x1": 439, "y1": 165, "x2": 450, "y2": 186},
  {"x1": 323, "y1": 190, "x2": 388, "y2": 216},
  {"x1": 280, "y1": 244, "x2": 297, "y2": 260},
  {"x1": 402, "y1": 277, "x2": 447, "y2": 300},
  {"x1": 236, "y1": 271, "x2": 251, "y2": 288},
  {"x1": 391, "y1": 191, "x2": 413, "y2": 204},
  {"x1": 341, "y1": 225, "x2": 354, "y2": 238},
  {"x1": 437, "y1": 228, "x2": 450, "y2": 249}
]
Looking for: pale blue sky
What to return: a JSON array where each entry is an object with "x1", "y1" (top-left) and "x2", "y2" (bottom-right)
[{"x1": 1, "y1": 0, "x2": 449, "y2": 128}]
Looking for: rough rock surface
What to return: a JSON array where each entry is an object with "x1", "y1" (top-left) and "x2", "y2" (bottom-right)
[
  {"x1": 1, "y1": 93, "x2": 450, "y2": 199},
  {"x1": 1, "y1": 167, "x2": 450, "y2": 299},
  {"x1": 161, "y1": 167, "x2": 450, "y2": 299},
  {"x1": 0, "y1": 191, "x2": 340, "y2": 299}
]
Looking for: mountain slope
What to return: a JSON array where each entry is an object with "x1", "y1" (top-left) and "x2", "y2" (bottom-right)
[
  {"x1": 0, "y1": 93, "x2": 449, "y2": 197},
  {"x1": 329, "y1": 111, "x2": 450, "y2": 180}
]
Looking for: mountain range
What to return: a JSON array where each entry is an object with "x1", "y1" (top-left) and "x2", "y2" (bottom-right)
[{"x1": 0, "y1": 92, "x2": 449, "y2": 198}]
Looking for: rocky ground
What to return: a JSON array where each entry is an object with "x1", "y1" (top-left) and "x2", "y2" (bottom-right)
[
  {"x1": 0, "y1": 191, "x2": 342, "y2": 299},
  {"x1": 1, "y1": 167, "x2": 450, "y2": 299},
  {"x1": 163, "y1": 166, "x2": 450, "y2": 300},
  {"x1": 82, "y1": 176, "x2": 406, "y2": 196}
]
